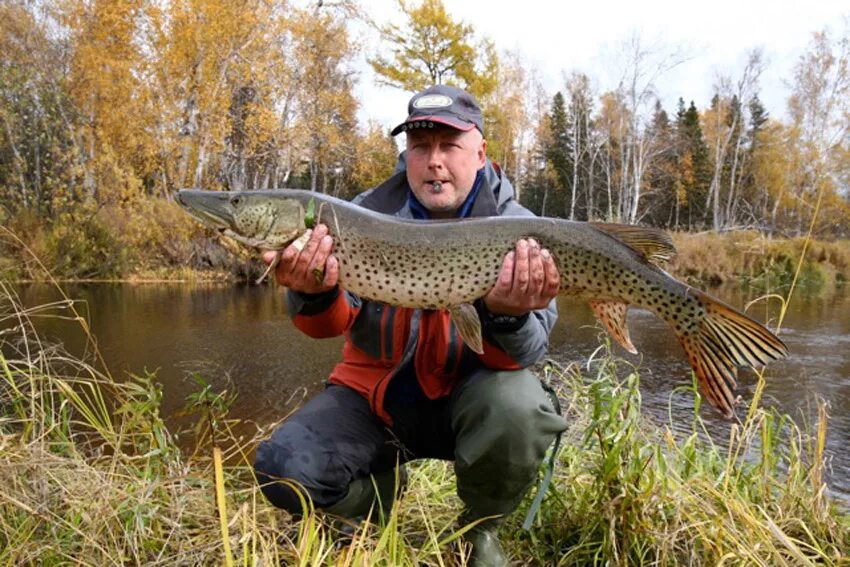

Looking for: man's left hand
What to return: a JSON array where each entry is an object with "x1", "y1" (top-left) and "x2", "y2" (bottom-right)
[{"x1": 483, "y1": 238, "x2": 561, "y2": 317}]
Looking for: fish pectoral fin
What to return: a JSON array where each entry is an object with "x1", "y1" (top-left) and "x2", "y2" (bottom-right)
[
  {"x1": 588, "y1": 299, "x2": 638, "y2": 354},
  {"x1": 256, "y1": 253, "x2": 280, "y2": 285},
  {"x1": 449, "y1": 303, "x2": 484, "y2": 355},
  {"x1": 589, "y1": 223, "x2": 677, "y2": 266},
  {"x1": 290, "y1": 229, "x2": 313, "y2": 252}
]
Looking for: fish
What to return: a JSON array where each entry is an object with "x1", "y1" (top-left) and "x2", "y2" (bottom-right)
[{"x1": 176, "y1": 188, "x2": 788, "y2": 418}]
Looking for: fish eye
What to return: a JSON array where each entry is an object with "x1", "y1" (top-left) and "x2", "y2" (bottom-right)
[{"x1": 230, "y1": 195, "x2": 242, "y2": 207}]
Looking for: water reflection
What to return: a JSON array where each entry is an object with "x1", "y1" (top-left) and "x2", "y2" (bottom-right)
[
  {"x1": 6, "y1": 282, "x2": 849, "y2": 501},
  {"x1": 7, "y1": 284, "x2": 343, "y2": 424}
]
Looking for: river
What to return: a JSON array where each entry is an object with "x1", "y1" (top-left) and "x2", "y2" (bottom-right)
[{"x1": 5, "y1": 282, "x2": 849, "y2": 501}]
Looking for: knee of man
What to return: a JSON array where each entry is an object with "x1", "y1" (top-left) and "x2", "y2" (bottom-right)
[
  {"x1": 466, "y1": 370, "x2": 554, "y2": 420},
  {"x1": 455, "y1": 370, "x2": 565, "y2": 443},
  {"x1": 254, "y1": 438, "x2": 311, "y2": 514},
  {"x1": 254, "y1": 425, "x2": 344, "y2": 513},
  {"x1": 453, "y1": 369, "x2": 565, "y2": 476}
]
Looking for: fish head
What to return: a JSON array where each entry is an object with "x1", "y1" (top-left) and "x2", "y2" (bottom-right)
[{"x1": 176, "y1": 190, "x2": 306, "y2": 250}]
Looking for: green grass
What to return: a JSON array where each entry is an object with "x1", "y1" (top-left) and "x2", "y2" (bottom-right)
[{"x1": 1, "y1": 278, "x2": 848, "y2": 565}]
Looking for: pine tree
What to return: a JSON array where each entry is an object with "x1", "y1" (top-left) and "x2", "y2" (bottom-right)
[
  {"x1": 740, "y1": 94, "x2": 770, "y2": 226},
  {"x1": 748, "y1": 95, "x2": 769, "y2": 149},
  {"x1": 643, "y1": 100, "x2": 678, "y2": 227},
  {"x1": 542, "y1": 92, "x2": 572, "y2": 218},
  {"x1": 676, "y1": 101, "x2": 711, "y2": 229}
]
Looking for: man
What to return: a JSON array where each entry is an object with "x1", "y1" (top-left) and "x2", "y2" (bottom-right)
[{"x1": 254, "y1": 85, "x2": 566, "y2": 566}]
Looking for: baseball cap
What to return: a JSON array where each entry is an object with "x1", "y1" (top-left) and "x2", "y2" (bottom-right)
[{"x1": 390, "y1": 84, "x2": 484, "y2": 136}]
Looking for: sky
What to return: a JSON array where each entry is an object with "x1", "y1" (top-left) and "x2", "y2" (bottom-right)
[{"x1": 352, "y1": 0, "x2": 849, "y2": 131}]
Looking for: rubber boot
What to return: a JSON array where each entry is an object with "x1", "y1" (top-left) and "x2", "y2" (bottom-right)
[
  {"x1": 323, "y1": 466, "x2": 408, "y2": 531},
  {"x1": 460, "y1": 512, "x2": 508, "y2": 567},
  {"x1": 451, "y1": 369, "x2": 566, "y2": 567}
]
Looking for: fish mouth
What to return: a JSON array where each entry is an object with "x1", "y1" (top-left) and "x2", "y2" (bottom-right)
[{"x1": 176, "y1": 190, "x2": 233, "y2": 231}]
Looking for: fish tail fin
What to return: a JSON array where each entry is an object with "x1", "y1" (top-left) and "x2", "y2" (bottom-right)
[{"x1": 677, "y1": 290, "x2": 788, "y2": 418}]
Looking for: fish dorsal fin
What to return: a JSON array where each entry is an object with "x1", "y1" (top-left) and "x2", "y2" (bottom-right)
[
  {"x1": 590, "y1": 223, "x2": 677, "y2": 266},
  {"x1": 588, "y1": 299, "x2": 638, "y2": 354}
]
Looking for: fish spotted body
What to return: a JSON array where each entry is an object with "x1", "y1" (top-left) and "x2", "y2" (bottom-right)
[{"x1": 176, "y1": 188, "x2": 788, "y2": 418}]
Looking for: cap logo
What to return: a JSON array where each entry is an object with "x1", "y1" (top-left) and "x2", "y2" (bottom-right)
[{"x1": 413, "y1": 94, "x2": 453, "y2": 109}]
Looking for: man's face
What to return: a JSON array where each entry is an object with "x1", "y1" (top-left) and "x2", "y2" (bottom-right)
[{"x1": 405, "y1": 126, "x2": 487, "y2": 218}]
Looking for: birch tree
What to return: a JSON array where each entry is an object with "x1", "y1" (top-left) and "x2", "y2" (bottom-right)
[
  {"x1": 288, "y1": 6, "x2": 359, "y2": 193},
  {"x1": 564, "y1": 72, "x2": 595, "y2": 220},
  {"x1": 785, "y1": 26, "x2": 850, "y2": 235},
  {"x1": 484, "y1": 50, "x2": 531, "y2": 180},
  {"x1": 368, "y1": 0, "x2": 498, "y2": 100},
  {"x1": 0, "y1": 3, "x2": 81, "y2": 215},
  {"x1": 702, "y1": 50, "x2": 764, "y2": 230},
  {"x1": 144, "y1": 0, "x2": 269, "y2": 191},
  {"x1": 609, "y1": 34, "x2": 687, "y2": 223},
  {"x1": 64, "y1": 0, "x2": 153, "y2": 203}
]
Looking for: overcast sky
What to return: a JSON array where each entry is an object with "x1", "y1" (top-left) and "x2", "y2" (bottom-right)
[{"x1": 353, "y1": 0, "x2": 849, "y2": 131}]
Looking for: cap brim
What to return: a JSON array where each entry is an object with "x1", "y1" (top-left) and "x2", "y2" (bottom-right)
[{"x1": 390, "y1": 115, "x2": 476, "y2": 136}]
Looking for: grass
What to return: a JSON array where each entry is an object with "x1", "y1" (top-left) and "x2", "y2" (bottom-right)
[{"x1": 1, "y1": 277, "x2": 849, "y2": 565}]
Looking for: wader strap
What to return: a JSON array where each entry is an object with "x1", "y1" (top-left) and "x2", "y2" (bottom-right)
[{"x1": 522, "y1": 378, "x2": 563, "y2": 531}]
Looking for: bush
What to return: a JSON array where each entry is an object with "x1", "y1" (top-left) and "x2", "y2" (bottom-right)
[
  {"x1": 101, "y1": 195, "x2": 262, "y2": 281},
  {"x1": 101, "y1": 196, "x2": 203, "y2": 271},
  {"x1": 1, "y1": 205, "x2": 124, "y2": 280},
  {"x1": 43, "y1": 208, "x2": 126, "y2": 279}
]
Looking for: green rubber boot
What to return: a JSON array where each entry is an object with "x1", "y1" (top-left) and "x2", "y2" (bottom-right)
[
  {"x1": 459, "y1": 512, "x2": 508, "y2": 567},
  {"x1": 450, "y1": 369, "x2": 566, "y2": 566},
  {"x1": 323, "y1": 466, "x2": 408, "y2": 526}
]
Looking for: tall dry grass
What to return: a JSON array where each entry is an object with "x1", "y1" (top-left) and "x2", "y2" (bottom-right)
[{"x1": 671, "y1": 231, "x2": 850, "y2": 291}]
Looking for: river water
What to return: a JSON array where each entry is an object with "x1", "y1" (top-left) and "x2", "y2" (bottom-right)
[{"x1": 5, "y1": 282, "x2": 849, "y2": 501}]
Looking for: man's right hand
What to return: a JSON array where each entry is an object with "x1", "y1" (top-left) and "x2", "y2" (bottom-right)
[{"x1": 262, "y1": 223, "x2": 339, "y2": 293}]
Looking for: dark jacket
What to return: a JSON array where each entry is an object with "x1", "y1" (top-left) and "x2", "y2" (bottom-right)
[{"x1": 286, "y1": 157, "x2": 558, "y2": 424}]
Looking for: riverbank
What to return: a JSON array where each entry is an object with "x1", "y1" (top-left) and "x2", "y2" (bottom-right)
[
  {"x1": 1, "y1": 288, "x2": 847, "y2": 564},
  {"x1": 671, "y1": 231, "x2": 850, "y2": 292}
]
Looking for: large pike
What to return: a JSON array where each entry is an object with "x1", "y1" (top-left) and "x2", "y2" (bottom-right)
[{"x1": 176, "y1": 188, "x2": 787, "y2": 418}]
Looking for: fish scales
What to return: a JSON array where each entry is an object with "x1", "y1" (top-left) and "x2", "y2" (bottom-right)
[{"x1": 176, "y1": 188, "x2": 788, "y2": 418}]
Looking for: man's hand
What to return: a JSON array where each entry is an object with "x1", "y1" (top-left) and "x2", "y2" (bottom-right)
[
  {"x1": 483, "y1": 238, "x2": 560, "y2": 317},
  {"x1": 262, "y1": 223, "x2": 339, "y2": 293}
]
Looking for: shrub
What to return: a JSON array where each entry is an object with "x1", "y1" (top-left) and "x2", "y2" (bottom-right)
[{"x1": 1, "y1": 204, "x2": 124, "y2": 280}]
